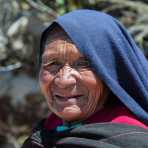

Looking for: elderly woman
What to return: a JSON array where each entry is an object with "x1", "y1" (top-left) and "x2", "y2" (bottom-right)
[{"x1": 22, "y1": 9, "x2": 148, "y2": 148}]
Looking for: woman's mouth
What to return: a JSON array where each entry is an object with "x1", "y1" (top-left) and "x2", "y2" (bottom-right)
[{"x1": 53, "y1": 94, "x2": 84, "y2": 103}]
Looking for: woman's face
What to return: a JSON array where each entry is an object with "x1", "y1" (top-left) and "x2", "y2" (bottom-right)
[{"x1": 39, "y1": 33, "x2": 108, "y2": 122}]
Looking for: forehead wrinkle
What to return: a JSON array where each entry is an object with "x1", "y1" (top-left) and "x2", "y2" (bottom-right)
[
  {"x1": 58, "y1": 40, "x2": 66, "y2": 62},
  {"x1": 66, "y1": 41, "x2": 79, "y2": 63},
  {"x1": 44, "y1": 25, "x2": 82, "y2": 58},
  {"x1": 61, "y1": 40, "x2": 82, "y2": 64},
  {"x1": 44, "y1": 31, "x2": 83, "y2": 64}
]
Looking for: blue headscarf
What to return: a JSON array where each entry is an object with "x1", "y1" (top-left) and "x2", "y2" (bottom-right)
[{"x1": 40, "y1": 9, "x2": 148, "y2": 124}]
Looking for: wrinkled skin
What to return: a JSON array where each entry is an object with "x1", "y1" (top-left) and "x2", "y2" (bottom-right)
[{"x1": 39, "y1": 28, "x2": 108, "y2": 122}]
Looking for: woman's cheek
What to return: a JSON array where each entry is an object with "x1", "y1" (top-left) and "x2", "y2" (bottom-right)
[
  {"x1": 39, "y1": 70, "x2": 50, "y2": 84},
  {"x1": 39, "y1": 70, "x2": 52, "y2": 94},
  {"x1": 80, "y1": 71, "x2": 98, "y2": 87}
]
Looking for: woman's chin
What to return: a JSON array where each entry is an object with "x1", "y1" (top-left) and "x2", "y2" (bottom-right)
[{"x1": 58, "y1": 105, "x2": 84, "y2": 122}]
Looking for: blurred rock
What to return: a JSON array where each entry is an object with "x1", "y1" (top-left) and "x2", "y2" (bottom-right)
[{"x1": 0, "y1": 72, "x2": 39, "y2": 105}]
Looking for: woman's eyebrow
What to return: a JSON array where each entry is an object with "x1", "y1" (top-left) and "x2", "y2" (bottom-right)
[{"x1": 41, "y1": 53, "x2": 59, "y2": 63}]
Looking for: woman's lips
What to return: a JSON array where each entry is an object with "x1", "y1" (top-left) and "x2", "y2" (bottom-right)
[{"x1": 53, "y1": 94, "x2": 83, "y2": 103}]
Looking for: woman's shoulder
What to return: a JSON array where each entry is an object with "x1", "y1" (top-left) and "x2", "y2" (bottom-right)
[{"x1": 21, "y1": 121, "x2": 148, "y2": 148}]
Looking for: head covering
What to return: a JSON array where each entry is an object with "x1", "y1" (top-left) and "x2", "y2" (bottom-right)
[{"x1": 40, "y1": 9, "x2": 148, "y2": 124}]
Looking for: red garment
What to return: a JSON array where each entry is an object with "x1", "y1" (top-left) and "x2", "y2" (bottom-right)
[{"x1": 44, "y1": 103, "x2": 148, "y2": 130}]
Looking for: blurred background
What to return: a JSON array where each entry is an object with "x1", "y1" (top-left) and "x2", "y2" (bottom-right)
[{"x1": 0, "y1": 0, "x2": 148, "y2": 147}]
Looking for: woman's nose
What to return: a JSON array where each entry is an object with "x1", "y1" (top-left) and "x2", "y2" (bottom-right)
[{"x1": 54, "y1": 66, "x2": 76, "y2": 89}]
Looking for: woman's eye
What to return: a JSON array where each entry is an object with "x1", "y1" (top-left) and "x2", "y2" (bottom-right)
[
  {"x1": 43, "y1": 61, "x2": 61, "y2": 66},
  {"x1": 42, "y1": 61, "x2": 62, "y2": 73},
  {"x1": 74, "y1": 59, "x2": 90, "y2": 69}
]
